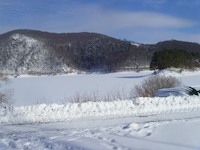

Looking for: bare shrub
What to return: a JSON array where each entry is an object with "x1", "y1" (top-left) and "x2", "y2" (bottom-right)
[
  {"x1": 130, "y1": 75, "x2": 182, "y2": 98},
  {"x1": 0, "y1": 73, "x2": 14, "y2": 106}
]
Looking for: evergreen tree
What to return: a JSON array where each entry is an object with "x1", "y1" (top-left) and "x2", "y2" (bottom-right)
[{"x1": 150, "y1": 49, "x2": 200, "y2": 70}]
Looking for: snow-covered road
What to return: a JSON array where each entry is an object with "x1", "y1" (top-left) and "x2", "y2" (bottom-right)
[{"x1": 1, "y1": 109, "x2": 200, "y2": 150}]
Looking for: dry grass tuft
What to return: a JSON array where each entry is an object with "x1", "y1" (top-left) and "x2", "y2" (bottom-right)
[{"x1": 61, "y1": 85, "x2": 129, "y2": 103}]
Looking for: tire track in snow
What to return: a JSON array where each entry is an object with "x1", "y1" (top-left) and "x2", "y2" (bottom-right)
[{"x1": 1, "y1": 109, "x2": 200, "y2": 137}]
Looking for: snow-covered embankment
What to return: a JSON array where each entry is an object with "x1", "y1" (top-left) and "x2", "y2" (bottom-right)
[{"x1": 1, "y1": 95, "x2": 200, "y2": 125}]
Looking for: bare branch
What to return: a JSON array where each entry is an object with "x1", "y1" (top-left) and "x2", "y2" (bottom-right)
[{"x1": 130, "y1": 75, "x2": 182, "y2": 98}]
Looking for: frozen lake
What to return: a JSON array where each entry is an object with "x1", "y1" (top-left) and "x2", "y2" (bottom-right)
[{"x1": 10, "y1": 71, "x2": 153, "y2": 106}]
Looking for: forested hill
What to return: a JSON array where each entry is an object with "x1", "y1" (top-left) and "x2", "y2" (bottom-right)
[
  {"x1": 154, "y1": 40, "x2": 200, "y2": 53},
  {"x1": 0, "y1": 29, "x2": 200, "y2": 75}
]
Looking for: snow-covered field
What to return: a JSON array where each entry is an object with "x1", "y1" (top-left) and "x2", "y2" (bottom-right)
[
  {"x1": 1, "y1": 69, "x2": 200, "y2": 149},
  {"x1": 9, "y1": 71, "x2": 154, "y2": 106}
]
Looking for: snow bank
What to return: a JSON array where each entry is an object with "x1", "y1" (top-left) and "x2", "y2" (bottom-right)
[
  {"x1": 157, "y1": 68, "x2": 200, "y2": 77},
  {"x1": 0, "y1": 100, "x2": 136, "y2": 125},
  {"x1": 136, "y1": 96, "x2": 200, "y2": 116},
  {"x1": 1, "y1": 96, "x2": 200, "y2": 125}
]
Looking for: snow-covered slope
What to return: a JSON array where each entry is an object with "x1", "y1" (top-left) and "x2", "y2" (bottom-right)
[
  {"x1": 0, "y1": 34, "x2": 72, "y2": 75},
  {"x1": 131, "y1": 42, "x2": 141, "y2": 47},
  {"x1": 1, "y1": 30, "x2": 145, "y2": 75}
]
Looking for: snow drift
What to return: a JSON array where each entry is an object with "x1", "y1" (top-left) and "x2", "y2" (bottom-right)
[{"x1": 1, "y1": 96, "x2": 200, "y2": 125}]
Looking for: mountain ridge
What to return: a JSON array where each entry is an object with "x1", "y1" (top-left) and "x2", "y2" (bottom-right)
[{"x1": 0, "y1": 29, "x2": 200, "y2": 75}]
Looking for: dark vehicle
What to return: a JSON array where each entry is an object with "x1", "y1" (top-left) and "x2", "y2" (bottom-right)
[{"x1": 155, "y1": 86, "x2": 200, "y2": 97}]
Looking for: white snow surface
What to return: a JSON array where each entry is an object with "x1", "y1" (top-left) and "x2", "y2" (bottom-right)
[
  {"x1": 1, "y1": 69, "x2": 200, "y2": 149},
  {"x1": 1, "y1": 96, "x2": 200, "y2": 125},
  {"x1": 12, "y1": 34, "x2": 38, "y2": 48},
  {"x1": 157, "y1": 67, "x2": 200, "y2": 77},
  {"x1": 131, "y1": 42, "x2": 141, "y2": 47},
  {"x1": 9, "y1": 71, "x2": 154, "y2": 106}
]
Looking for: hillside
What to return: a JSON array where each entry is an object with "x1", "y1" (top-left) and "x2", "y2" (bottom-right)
[{"x1": 0, "y1": 29, "x2": 200, "y2": 75}]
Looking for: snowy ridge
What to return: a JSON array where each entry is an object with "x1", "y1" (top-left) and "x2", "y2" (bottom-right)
[
  {"x1": 1, "y1": 96, "x2": 200, "y2": 125},
  {"x1": 131, "y1": 42, "x2": 141, "y2": 47},
  {"x1": 12, "y1": 34, "x2": 38, "y2": 48}
]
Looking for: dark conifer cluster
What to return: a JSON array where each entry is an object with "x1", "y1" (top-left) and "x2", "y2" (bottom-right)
[{"x1": 150, "y1": 49, "x2": 200, "y2": 70}]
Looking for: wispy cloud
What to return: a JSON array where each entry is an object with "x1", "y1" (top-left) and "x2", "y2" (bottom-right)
[
  {"x1": 1, "y1": 0, "x2": 196, "y2": 30},
  {"x1": 48, "y1": 6, "x2": 197, "y2": 33},
  {"x1": 99, "y1": 11, "x2": 196, "y2": 29}
]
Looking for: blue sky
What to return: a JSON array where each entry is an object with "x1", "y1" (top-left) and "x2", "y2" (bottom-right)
[{"x1": 0, "y1": 0, "x2": 200, "y2": 44}]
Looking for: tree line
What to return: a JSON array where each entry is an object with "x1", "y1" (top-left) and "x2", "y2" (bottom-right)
[{"x1": 150, "y1": 49, "x2": 200, "y2": 70}]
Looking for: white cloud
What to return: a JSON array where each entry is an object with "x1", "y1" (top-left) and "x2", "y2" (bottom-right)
[
  {"x1": 100, "y1": 11, "x2": 196, "y2": 29},
  {"x1": 0, "y1": 1, "x2": 197, "y2": 32},
  {"x1": 57, "y1": 7, "x2": 197, "y2": 33}
]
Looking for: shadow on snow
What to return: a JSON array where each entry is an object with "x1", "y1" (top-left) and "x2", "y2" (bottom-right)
[{"x1": 116, "y1": 73, "x2": 155, "y2": 79}]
